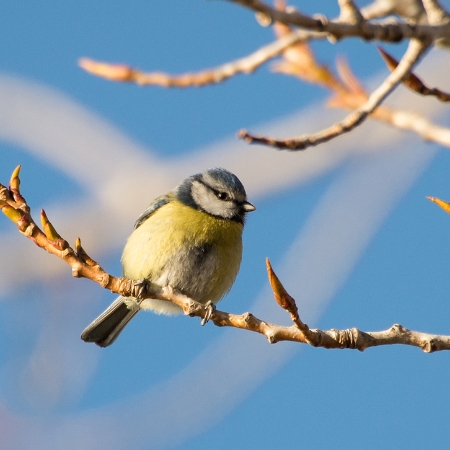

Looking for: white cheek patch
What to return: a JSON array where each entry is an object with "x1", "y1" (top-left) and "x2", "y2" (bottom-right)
[
  {"x1": 191, "y1": 180, "x2": 235, "y2": 219},
  {"x1": 201, "y1": 173, "x2": 247, "y2": 204}
]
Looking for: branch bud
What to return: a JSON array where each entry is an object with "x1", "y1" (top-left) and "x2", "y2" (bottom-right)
[
  {"x1": 40, "y1": 209, "x2": 61, "y2": 241},
  {"x1": 75, "y1": 237, "x2": 97, "y2": 267},
  {"x1": 266, "y1": 258, "x2": 297, "y2": 312},
  {"x1": 0, "y1": 200, "x2": 24, "y2": 224},
  {"x1": 378, "y1": 47, "x2": 425, "y2": 93},
  {"x1": 9, "y1": 164, "x2": 21, "y2": 192}
]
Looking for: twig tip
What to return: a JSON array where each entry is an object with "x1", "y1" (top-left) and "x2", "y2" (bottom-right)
[
  {"x1": 9, "y1": 164, "x2": 22, "y2": 191},
  {"x1": 426, "y1": 195, "x2": 450, "y2": 214}
]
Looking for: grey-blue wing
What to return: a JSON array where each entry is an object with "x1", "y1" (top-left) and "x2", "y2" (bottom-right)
[{"x1": 134, "y1": 195, "x2": 170, "y2": 229}]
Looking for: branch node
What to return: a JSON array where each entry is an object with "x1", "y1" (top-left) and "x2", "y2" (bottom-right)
[
  {"x1": 338, "y1": 0, "x2": 364, "y2": 25},
  {"x1": 266, "y1": 332, "x2": 276, "y2": 344},
  {"x1": 72, "y1": 264, "x2": 82, "y2": 278},
  {"x1": 255, "y1": 11, "x2": 272, "y2": 27},
  {"x1": 20, "y1": 220, "x2": 34, "y2": 235},
  {"x1": 391, "y1": 323, "x2": 406, "y2": 333},
  {"x1": 186, "y1": 300, "x2": 201, "y2": 317},
  {"x1": 311, "y1": 13, "x2": 329, "y2": 31},
  {"x1": 99, "y1": 273, "x2": 110, "y2": 288},
  {"x1": 327, "y1": 34, "x2": 338, "y2": 44},
  {"x1": 332, "y1": 327, "x2": 359, "y2": 349},
  {"x1": 285, "y1": 6, "x2": 298, "y2": 15},
  {"x1": 117, "y1": 277, "x2": 133, "y2": 296},
  {"x1": 421, "y1": 338, "x2": 437, "y2": 353},
  {"x1": 243, "y1": 312, "x2": 252, "y2": 323}
]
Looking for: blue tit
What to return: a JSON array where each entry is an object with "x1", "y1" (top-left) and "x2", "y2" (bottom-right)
[{"x1": 81, "y1": 168, "x2": 255, "y2": 347}]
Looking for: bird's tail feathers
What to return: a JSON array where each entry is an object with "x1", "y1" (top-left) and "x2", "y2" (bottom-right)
[{"x1": 81, "y1": 296, "x2": 139, "y2": 347}]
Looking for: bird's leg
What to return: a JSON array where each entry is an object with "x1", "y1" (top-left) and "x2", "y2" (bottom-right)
[
  {"x1": 135, "y1": 279, "x2": 149, "y2": 304},
  {"x1": 201, "y1": 300, "x2": 216, "y2": 326}
]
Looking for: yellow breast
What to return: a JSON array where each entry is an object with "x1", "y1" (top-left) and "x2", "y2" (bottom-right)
[{"x1": 121, "y1": 200, "x2": 243, "y2": 304}]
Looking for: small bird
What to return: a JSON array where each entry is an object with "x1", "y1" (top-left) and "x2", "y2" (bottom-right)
[{"x1": 81, "y1": 168, "x2": 255, "y2": 347}]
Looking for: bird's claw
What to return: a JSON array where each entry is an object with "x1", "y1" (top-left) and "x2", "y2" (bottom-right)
[
  {"x1": 201, "y1": 301, "x2": 216, "y2": 326},
  {"x1": 135, "y1": 279, "x2": 149, "y2": 304}
]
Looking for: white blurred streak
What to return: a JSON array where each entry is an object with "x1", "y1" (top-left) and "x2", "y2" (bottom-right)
[
  {"x1": 0, "y1": 75, "x2": 163, "y2": 188},
  {"x1": 18, "y1": 282, "x2": 99, "y2": 410},
  {"x1": 0, "y1": 49, "x2": 448, "y2": 449},
  {"x1": 267, "y1": 139, "x2": 436, "y2": 325},
  {"x1": 0, "y1": 74, "x2": 372, "y2": 294}
]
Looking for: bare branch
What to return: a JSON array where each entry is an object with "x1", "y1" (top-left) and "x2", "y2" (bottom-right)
[
  {"x1": 2, "y1": 167, "x2": 450, "y2": 353},
  {"x1": 79, "y1": 29, "x2": 323, "y2": 88},
  {"x1": 238, "y1": 39, "x2": 429, "y2": 150},
  {"x1": 266, "y1": 30, "x2": 450, "y2": 149},
  {"x1": 230, "y1": 0, "x2": 450, "y2": 42},
  {"x1": 170, "y1": 286, "x2": 450, "y2": 353}
]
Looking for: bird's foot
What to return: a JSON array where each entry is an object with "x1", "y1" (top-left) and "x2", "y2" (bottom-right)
[
  {"x1": 135, "y1": 279, "x2": 149, "y2": 304},
  {"x1": 201, "y1": 301, "x2": 216, "y2": 326}
]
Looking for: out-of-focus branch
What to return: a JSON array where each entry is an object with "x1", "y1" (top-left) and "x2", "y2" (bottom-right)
[
  {"x1": 360, "y1": 0, "x2": 425, "y2": 21},
  {"x1": 238, "y1": 39, "x2": 429, "y2": 150},
  {"x1": 267, "y1": 12, "x2": 450, "y2": 150},
  {"x1": 230, "y1": 0, "x2": 450, "y2": 42},
  {"x1": 271, "y1": 8, "x2": 344, "y2": 90},
  {"x1": 422, "y1": 0, "x2": 450, "y2": 25},
  {"x1": 332, "y1": 57, "x2": 450, "y2": 147},
  {"x1": 337, "y1": 0, "x2": 364, "y2": 24},
  {"x1": 374, "y1": 105, "x2": 450, "y2": 147},
  {"x1": 378, "y1": 47, "x2": 450, "y2": 101},
  {"x1": 2, "y1": 167, "x2": 450, "y2": 353},
  {"x1": 79, "y1": 28, "x2": 322, "y2": 87}
]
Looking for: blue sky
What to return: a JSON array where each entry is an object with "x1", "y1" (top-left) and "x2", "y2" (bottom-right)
[{"x1": 1, "y1": 1, "x2": 450, "y2": 449}]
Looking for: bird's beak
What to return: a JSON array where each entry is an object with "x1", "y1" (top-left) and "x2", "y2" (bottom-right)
[{"x1": 242, "y1": 201, "x2": 256, "y2": 212}]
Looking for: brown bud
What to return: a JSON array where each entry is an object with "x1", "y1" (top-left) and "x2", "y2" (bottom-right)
[
  {"x1": 378, "y1": 47, "x2": 425, "y2": 93},
  {"x1": 266, "y1": 258, "x2": 297, "y2": 312},
  {"x1": 9, "y1": 165, "x2": 21, "y2": 192}
]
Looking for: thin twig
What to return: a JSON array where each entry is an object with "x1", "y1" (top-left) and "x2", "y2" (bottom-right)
[
  {"x1": 238, "y1": 39, "x2": 429, "y2": 150},
  {"x1": 79, "y1": 29, "x2": 322, "y2": 87},
  {"x1": 2, "y1": 167, "x2": 450, "y2": 353}
]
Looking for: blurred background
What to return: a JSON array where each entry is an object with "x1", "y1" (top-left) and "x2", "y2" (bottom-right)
[{"x1": 1, "y1": 1, "x2": 450, "y2": 449}]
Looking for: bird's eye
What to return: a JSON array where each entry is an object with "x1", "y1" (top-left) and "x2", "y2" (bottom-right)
[{"x1": 217, "y1": 192, "x2": 228, "y2": 200}]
